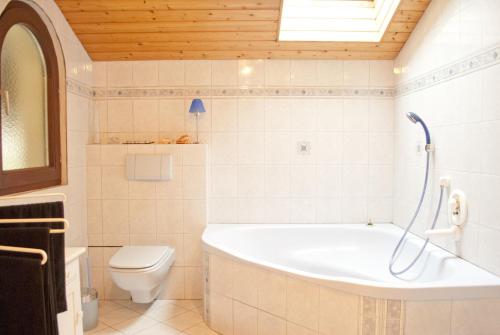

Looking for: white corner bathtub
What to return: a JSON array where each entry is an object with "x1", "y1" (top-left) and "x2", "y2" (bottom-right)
[{"x1": 202, "y1": 223, "x2": 500, "y2": 301}]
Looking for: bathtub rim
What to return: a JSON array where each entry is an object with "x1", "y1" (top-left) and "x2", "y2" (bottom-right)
[{"x1": 202, "y1": 223, "x2": 500, "y2": 301}]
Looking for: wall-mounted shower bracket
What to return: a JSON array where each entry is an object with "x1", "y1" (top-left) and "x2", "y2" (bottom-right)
[
  {"x1": 425, "y1": 225, "x2": 461, "y2": 241},
  {"x1": 425, "y1": 143, "x2": 435, "y2": 152}
]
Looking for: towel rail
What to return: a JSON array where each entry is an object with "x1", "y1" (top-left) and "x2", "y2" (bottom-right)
[
  {"x1": 0, "y1": 218, "x2": 69, "y2": 234},
  {"x1": 0, "y1": 245, "x2": 48, "y2": 265},
  {"x1": 0, "y1": 192, "x2": 67, "y2": 202}
]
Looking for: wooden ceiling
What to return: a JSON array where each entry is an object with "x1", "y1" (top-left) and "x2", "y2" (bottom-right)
[{"x1": 55, "y1": 0, "x2": 431, "y2": 61}]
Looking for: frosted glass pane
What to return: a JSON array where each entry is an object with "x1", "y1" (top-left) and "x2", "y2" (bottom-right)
[{"x1": 1, "y1": 24, "x2": 49, "y2": 170}]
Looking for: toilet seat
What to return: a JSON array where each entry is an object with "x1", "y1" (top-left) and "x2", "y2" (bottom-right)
[{"x1": 109, "y1": 246, "x2": 174, "y2": 271}]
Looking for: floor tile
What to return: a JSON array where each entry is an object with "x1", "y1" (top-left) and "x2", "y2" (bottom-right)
[
  {"x1": 100, "y1": 301, "x2": 126, "y2": 315},
  {"x1": 171, "y1": 300, "x2": 203, "y2": 311},
  {"x1": 90, "y1": 327, "x2": 123, "y2": 335},
  {"x1": 100, "y1": 307, "x2": 141, "y2": 326},
  {"x1": 135, "y1": 323, "x2": 181, "y2": 335},
  {"x1": 182, "y1": 323, "x2": 218, "y2": 335},
  {"x1": 111, "y1": 315, "x2": 158, "y2": 335},
  {"x1": 85, "y1": 321, "x2": 110, "y2": 334},
  {"x1": 143, "y1": 302, "x2": 190, "y2": 322},
  {"x1": 163, "y1": 311, "x2": 204, "y2": 331}
]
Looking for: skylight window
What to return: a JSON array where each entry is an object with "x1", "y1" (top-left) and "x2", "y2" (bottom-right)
[{"x1": 279, "y1": 0, "x2": 401, "y2": 42}]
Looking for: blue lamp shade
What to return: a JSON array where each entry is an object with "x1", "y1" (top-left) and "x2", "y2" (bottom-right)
[{"x1": 189, "y1": 99, "x2": 206, "y2": 114}]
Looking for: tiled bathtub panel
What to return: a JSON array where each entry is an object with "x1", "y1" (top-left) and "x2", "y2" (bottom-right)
[
  {"x1": 205, "y1": 251, "x2": 500, "y2": 335},
  {"x1": 204, "y1": 252, "x2": 407, "y2": 335}
]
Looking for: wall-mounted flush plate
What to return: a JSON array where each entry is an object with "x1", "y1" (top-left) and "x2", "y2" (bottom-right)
[{"x1": 297, "y1": 141, "x2": 311, "y2": 155}]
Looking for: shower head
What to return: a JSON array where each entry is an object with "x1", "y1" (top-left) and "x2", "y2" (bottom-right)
[
  {"x1": 406, "y1": 112, "x2": 431, "y2": 145},
  {"x1": 406, "y1": 112, "x2": 419, "y2": 123}
]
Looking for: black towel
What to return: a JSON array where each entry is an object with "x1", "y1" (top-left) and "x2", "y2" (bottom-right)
[
  {"x1": 0, "y1": 254, "x2": 48, "y2": 335},
  {"x1": 0, "y1": 227, "x2": 58, "y2": 335},
  {"x1": 0, "y1": 201, "x2": 67, "y2": 313}
]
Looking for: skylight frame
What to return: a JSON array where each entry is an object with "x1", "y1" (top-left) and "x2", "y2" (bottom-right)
[{"x1": 278, "y1": 0, "x2": 401, "y2": 42}]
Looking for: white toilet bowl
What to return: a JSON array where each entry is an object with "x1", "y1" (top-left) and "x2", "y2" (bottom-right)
[{"x1": 108, "y1": 245, "x2": 175, "y2": 303}]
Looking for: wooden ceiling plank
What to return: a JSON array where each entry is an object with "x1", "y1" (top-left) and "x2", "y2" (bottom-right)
[
  {"x1": 397, "y1": 0, "x2": 431, "y2": 11},
  {"x1": 55, "y1": 0, "x2": 281, "y2": 12},
  {"x1": 84, "y1": 41, "x2": 404, "y2": 53},
  {"x1": 71, "y1": 21, "x2": 278, "y2": 34},
  {"x1": 386, "y1": 22, "x2": 417, "y2": 33},
  {"x1": 77, "y1": 32, "x2": 279, "y2": 43},
  {"x1": 381, "y1": 32, "x2": 411, "y2": 42},
  {"x1": 55, "y1": 0, "x2": 430, "y2": 60},
  {"x1": 391, "y1": 10, "x2": 425, "y2": 23},
  {"x1": 90, "y1": 50, "x2": 399, "y2": 61},
  {"x1": 64, "y1": 10, "x2": 280, "y2": 24}
]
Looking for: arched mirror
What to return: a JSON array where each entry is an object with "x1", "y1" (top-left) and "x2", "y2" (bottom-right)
[{"x1": 0, "y1": 1, "x2": 65, "y2": 195}]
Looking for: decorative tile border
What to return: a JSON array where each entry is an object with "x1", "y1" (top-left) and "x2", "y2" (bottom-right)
[
  {"x1": 92, "y1": 86, "x2": 394, "y2": 98},
  {"x1": 66, "y1": 78, "x2": 93, "y2": 98},
  {"x1": 71, "y1": 43, "x2": 500, "y2": 100},
  {"x1": 395, "y1": 43, "x2": 500, "y2": 96}
]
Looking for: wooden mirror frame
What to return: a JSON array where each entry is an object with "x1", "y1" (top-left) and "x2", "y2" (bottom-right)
[{"x1": 0, "y1": 0, "x2": 67, "y2": 195}]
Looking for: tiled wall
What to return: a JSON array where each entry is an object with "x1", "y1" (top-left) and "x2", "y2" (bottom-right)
[
  {"x1": 92, "y1": 60, "x2": 395, "y2": 224},
  {"x1": 0, "y1": 0, "x2": 91, "y2": 247},
  {"x1": 393, "y1": 0, "x2": 500, "y2": 279},
  {"x1": 87, "y1": 144, "x2": 207, "y2": 300}
]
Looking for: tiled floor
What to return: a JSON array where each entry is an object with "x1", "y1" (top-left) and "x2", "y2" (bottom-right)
[{"x1": 85, "y1": 299, "x2": 217, "y2": 335}]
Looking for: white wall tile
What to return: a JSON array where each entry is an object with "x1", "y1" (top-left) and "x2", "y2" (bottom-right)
[
  {"x1": 133, "y1": 100, "x2": 159, "y2": 132},
  {"x1": 238, "y1": 99, "x2": 266, "y2": 131},
  {"x1": 343, "y1": 61, "x2": 370, "y2": 87},
  {"x1": 369, "y1": 60, "x2": 394, "y2": 87},
  {"x1": 185, "y1": 61, "x2": 212, "y2": 86},
  {"x1": 212, "y1": 132, "x2": 238, "y2": 164},
  {"x1": 107, "y1": 100, "x2": 134, "y2": 132},
  {"x1": 265, "y1": 99, "x2": 291, "y2": 131},
  {"x1": 317, "y1": 60, "x2": 344, "y2": 86},
  {"x1": 290, "y1": 99, "x2": 317, "y2": 131},
  {"x1": 212, "y1": 60, "x2": 239, "y2": 86},
  {"x1": 211, "y1": 166, "x2": 238, "y2": 197},
  {"x1": 133, "y1": 61, "x2": 159, "y2": 87},
  {"x1": 159, "y1": 61, "x2": 185, "y2": 86},
  {"x1": 238, "y1": 165, "x2": 266, "y2": 197},
  {"x1": 291, "y1": 60, "x2": 318, "y2": 87},
  {"x1": 343, "y1": 99, "x2": 369, "y2": 131},
  {"x1": 238, "y1": 132, "x2": 266, "y2": 164},
  {"x1": 107, "y1": 62, "x2": 133, "y2": 87},
  {"x1": 316, "y1": 99, "x2": 343, "y2": 131},
  {"x1": 212, "y1": 99, "x2": 238, "y2": 132},
  {"x1": 265, "y1": 60, "x2": 291, "y2": 86},
  {"x1": 93, "y1": 62, "x2": 107, "y2": 87},
  {"x1": 239, "y1": 60, "x2": 265, "y2": 87},
  {"x1": 159, "y1": 99, "x2": 185, "y2": 132}
]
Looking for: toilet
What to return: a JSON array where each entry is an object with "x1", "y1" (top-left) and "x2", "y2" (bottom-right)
[{"x1": 108, "y1": 245, "x2": 175, "y2": 303}]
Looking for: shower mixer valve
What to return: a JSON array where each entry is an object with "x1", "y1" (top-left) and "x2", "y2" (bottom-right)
[{"x1": 424, "y1": 188, "x2": 467, "y2": 242}]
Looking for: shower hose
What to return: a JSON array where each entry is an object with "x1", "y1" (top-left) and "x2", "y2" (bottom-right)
[{"x1": 388, "y1": 151, "x2": 445, "y2": 276}]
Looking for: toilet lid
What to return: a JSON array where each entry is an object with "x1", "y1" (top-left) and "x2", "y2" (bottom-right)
[{"x1": 109, "y1": 246, "x2": 173, "y2": 269}]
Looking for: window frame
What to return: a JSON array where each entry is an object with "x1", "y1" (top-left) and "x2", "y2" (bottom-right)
[{"x1": 0, "y1": 1, "x2": 63, "y2": 195}]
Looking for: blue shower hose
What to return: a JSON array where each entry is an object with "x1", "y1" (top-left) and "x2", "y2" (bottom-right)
[{"x1": 389, "y1": 151, "x2": 445, "y2": 276}]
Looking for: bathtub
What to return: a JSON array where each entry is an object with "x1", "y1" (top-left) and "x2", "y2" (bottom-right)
[{"x1": 202, "y1": 223, "x2": 500, "y2": 335}]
